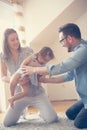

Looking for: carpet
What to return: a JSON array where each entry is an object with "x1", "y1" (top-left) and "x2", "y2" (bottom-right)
[{"x1": 0, "y1": 113, "x2": 87, "y2": 130}]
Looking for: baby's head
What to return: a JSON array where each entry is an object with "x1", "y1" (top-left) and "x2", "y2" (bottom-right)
[{"x1": 37, "y1": 47, "x2": 54, "y2": 65}]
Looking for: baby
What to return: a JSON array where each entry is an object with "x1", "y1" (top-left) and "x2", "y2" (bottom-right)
[{"x1": 8, "y1": 47, "x2": 54, "y2": 108}]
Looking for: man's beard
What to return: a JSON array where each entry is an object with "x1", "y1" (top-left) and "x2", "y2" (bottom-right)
[{"x1": 68, "y1": 47, "x2": 72, "y2": 52}]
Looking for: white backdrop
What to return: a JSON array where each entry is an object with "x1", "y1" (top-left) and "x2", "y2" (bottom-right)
[{"x1": 0, "y1": 1, "x2": 15, "y2": 111}]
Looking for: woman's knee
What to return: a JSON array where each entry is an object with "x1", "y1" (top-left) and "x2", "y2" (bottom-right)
[
  {"x1": 3, "y1": 119, "x2": 17, "y2": 127},
  {"x1": 3, "y1": 119, "x2": 13, "y2": 127},
  {"x1": 45, "y1": 113, "x2": 58, "y2": 123},
  {"x1": 3, "y1": 114, "x2": 18, "y2": 127}
]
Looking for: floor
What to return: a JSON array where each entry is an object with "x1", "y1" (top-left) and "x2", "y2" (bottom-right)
[{"x1": 0, "y1": 100, "x2": 77, "y2": 123}]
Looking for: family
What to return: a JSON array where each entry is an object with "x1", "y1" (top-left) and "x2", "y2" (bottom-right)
[{"x1": 0, "y1": 23, "x2": 87, "y2": 129}]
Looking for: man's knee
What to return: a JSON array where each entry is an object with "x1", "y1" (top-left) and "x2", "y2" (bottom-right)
[
  {"x1": 74, "y1": 118, "x2": 87, "y2": 129},
  {"x1": 66, "y1": 109, "x2": 75, "y2": 120},
  {"x1": 66, "y1": 101, "x2": 84, "y2": 120},
  {"x1": 74, "y1": 108, "x2": 87, "y2": 129}
]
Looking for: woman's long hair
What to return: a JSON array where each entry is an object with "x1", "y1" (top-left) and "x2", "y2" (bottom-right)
[{"x1": 2, "y1": 28, "x2": 21, "y2": 58}]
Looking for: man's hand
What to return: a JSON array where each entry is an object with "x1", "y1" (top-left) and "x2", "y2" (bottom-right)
[
  {"x1": 38, "y1": 75, "x2": 47, "y2": 83},
  {"x1": 22, "y1": 66, "x2": 35, "y2": 75}
]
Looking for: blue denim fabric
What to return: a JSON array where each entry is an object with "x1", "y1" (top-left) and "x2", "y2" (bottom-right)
[{"x1": 48, "y1": 39, "x2": 87, "y2": 108}]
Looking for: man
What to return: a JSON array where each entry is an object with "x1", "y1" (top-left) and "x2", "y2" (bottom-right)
[{"x1": 22, "y1": 23, "x2": 87, "y2": 129}]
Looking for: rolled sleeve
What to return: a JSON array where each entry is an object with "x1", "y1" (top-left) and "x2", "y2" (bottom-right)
[
  {"x1": 62, "y1": 71, "x2": 74, "y2": 82},
  {"x1": 47, "y1": 65, "x2": 56, "y2": 76}
]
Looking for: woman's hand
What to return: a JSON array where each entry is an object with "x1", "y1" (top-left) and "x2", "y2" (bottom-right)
[{"x1": 1, "y1": 76, "x2": 10, "y2": 83}]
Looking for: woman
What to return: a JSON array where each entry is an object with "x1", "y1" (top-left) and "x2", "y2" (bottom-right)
[
  {"x1": 1, "y1": 29, "x2": 58, "y2": 127},
  {"x1": 0, "y1": 28, "x2": 33, "y2": 121},
  {"x1": 0, "y1": 28, "x2": 33, "y2": 88}
]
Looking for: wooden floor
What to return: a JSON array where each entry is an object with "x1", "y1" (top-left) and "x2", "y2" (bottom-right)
[{"x1": 0, "y1": 100, "x2": 77, "y2": 123}]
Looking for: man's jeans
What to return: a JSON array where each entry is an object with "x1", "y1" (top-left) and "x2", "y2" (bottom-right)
[{"x1": 66, "y1": 100, "x2": 87, "y2": 129}]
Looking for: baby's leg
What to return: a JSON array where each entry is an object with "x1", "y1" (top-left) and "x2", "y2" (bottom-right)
[
  {"x1": 3, "y1": 97, "x2": 29, "y2": 127},
  {"x1": 8, "y1": 97, "x2": 14, "y2": 109},
  {"x1": 10, "y1": 73, "x2": 21, "y2": 96}
]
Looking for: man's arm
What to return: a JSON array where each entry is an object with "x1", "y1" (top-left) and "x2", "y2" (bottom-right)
[
  {"x1": 22, "y1": 46, "x2": 87, "y2": 76},
  {"x1": 39, "y1": 75, "x2": 64, "y2": 84},
  {"x1": 39, "y1": 70, "x2": 74, "y2": 84},
  {"x1": 22, "y1": 66, "x2": 48, "y2": 76}
]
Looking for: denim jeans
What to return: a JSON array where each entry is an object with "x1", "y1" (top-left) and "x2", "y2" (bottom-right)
[{"x1": 66, "y1": 100, "x2": 87, "y2": 129}]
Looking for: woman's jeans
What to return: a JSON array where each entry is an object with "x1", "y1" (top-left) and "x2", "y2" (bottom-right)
[{"x1": 66, "y1": 100, "x2": 87, "y2": 129}]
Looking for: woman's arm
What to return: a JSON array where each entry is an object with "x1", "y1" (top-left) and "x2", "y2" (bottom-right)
[{"x1": 0, "y1": 60, "x2": 10, "y2": 83}]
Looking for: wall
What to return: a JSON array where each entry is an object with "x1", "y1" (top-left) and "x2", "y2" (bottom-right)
[
  {"x1": 42, "y1": 11, "x2": 87, "y2": 101},
  {"x1": 22, "y1": 0, "x2": 87, "y2": 101},
  {"x1": 44, "y1": 42, "x2": 78, "y2": 100},
  {"x1": 0, "y1": 1, "x2": 16, "y2": 111},
  {"x1": 76, "y1": 12, "x2": 87, "y2": 40},
  {"x1": 1, "y1": 1, "x2": 87, "y2": 111},
  {"x1": 0, "y1": 1, "x2": 15, "y2": 51},
  {"x1": 23, "y1": 0, "x2": 74, "y2": 45}
]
